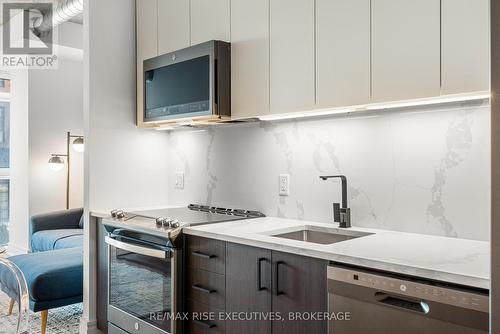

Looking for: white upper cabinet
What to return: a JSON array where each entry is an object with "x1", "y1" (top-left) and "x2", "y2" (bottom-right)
[
  {"x1": 136, "y1": 0, "x2": 158, "y2": 126},
  {"x1": 270, "y1": 0, "x2": 315, "y2": 114},
  {"x1": 371, "y1": 0, "x2": 441, "y2": 102},
  {"x1": 136, "y1": 0, "x2": 490, "y2": 125},
  {"x1": 136, "y1": 0, "x2": 158, "y2": 60},
  {"x1": 158, "y1": 0, "x2": 190, "y2": 54},
  {"x1": 230, "y1": 0, "x2": 269, "y2": 119},
  {"x1": 316, "y1": 0, "x2": 370, "y2": 108},
  {"x1": 441, "y1": 0, "x2": 489, "y2": 95},
  {"x1": 190, "y1": 0, "x2": 230, "y2": 45}
]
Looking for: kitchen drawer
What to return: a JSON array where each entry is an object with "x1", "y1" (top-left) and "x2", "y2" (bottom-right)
[
  {"x1": 187, "y1": 236, "x2": 226, "y2": 274},
  {"x1": 186, "y1": 299, "x2": 225, "y2": 334},
  {"x1": 187, "y1": 267, "x2": 226, "y2": 310}
]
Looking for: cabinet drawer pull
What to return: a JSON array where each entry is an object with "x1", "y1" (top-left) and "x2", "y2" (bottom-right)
[
  {"x1": 257, "y1": 257, "x2": 267, "y2": 291},
  {"x1": 192, "y1": 251, "x2": 216, "y2": 259},
  {"x1": 192, "y1": 284, "x2": 216, "y2": 294},
  {"x1": 193, "y1": 319, "x2": 216, "y2": 329},
  {"x1": 276, "y1": 261, "x2": 285, "y2": 296}
]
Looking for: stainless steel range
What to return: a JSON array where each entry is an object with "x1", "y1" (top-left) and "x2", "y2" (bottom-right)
[{"x1": 103, "y1": 204, "x2": 264, "y2": 334}]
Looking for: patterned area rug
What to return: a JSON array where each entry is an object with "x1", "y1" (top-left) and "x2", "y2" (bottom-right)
[{"x1": 0, "y1": 291, "x2": 81, "y2": 334}]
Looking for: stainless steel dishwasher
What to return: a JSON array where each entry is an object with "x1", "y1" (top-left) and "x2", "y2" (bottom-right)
[{"x1": 328, "y1": 265, "x2": 489, "y2": 334}]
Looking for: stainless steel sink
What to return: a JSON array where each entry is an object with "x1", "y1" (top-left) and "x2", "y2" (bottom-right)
[{"x1": 269, "y1": 226, "x2": 371, "y2": 245}]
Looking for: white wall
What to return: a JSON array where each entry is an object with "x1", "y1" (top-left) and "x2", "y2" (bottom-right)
[
  {"x1": 85, "y1": 4, "x2": 169, "y2": 212},
  {"x1": 168, "y1": 101, "x2": 490, "y2": 241},
  {"x1": 9, "y1": 69, "x2": 29, "y2": 252},
  {"x1": 29, "y1": 22, "x2": 84, "y2": 215},
  {"x1": 7, "y1": 22, "x2": 84, "y2": 251},
  {"x1": 82, "y1": 0, "x2": 169, "y2": 331},
  {"x1": 28, "y1": 57, "x2": 84, "y2": 215}
]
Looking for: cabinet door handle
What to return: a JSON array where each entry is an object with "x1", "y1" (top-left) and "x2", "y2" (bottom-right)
[
  {"x1": 257, "y1": 257, "x2": 267, "y2": 291},
  {"x1": 276, "y1": 261, "x2": 285, "y2": 296},
  {"x1": 214, "y1": 58, "x2": 219, "y2": 106},
  {"x1": 193, "y1": 319, "x2": 216, "y2": 329},
  {"x1": 192, "y1": 251, "x2": 216, "y2": 259},
  {"x1": 192, "y1": 284, "x2": 216, "y2": 294}
]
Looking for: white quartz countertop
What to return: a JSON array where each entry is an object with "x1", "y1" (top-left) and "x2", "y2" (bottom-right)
[{"x1": 183, "y1": 217, "x2": 490, "y2": 290}]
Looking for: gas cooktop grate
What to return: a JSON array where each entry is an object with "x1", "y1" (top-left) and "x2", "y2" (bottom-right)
[{"x1": 187, "y1": 204, "x2": 265, "y2": 218}]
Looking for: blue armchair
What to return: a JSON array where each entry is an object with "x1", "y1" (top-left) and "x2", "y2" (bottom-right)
[
  {"x1": 0, "y1": 208, "x2": 85, "y2": 334},
  {"x1": 29, "y1": 208, "x2": 84, "y2": 252}
]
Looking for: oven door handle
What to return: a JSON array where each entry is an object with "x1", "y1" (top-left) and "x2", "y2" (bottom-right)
[{"x1": 105, "y1": 236, "x2": 169, "y2": 259}]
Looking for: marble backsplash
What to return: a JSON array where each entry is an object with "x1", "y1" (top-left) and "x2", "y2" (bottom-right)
[{"x1": 167, "y1": 100, "x2": 490, "y2": 241}]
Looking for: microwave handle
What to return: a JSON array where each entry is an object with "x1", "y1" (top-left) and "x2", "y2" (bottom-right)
[{"x1": 105, "y1": 236, "x2": 169, "y2": 259}]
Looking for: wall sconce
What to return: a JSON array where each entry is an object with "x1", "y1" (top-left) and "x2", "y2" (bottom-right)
[{"x1": 48, "y1": 132, "x2": 84, "y2": 209}]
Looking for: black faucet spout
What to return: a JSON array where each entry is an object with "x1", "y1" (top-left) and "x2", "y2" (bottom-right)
[
  {"x1": 319, "y1": 174, "x2": 351, "y2": 228},
  {"x1": 319, "y1": 175, "x2": 347, "y2": 208}
]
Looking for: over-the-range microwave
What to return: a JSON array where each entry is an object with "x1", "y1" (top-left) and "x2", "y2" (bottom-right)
[{"x1": 142, "y1": 40, "x2": 231, "y2": 125}]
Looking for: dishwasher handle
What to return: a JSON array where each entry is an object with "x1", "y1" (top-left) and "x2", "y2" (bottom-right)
[{"x1": 375, "y1": 292, "x2": 430, "y2": 314}]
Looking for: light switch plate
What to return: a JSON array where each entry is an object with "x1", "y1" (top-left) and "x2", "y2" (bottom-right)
[
  {"x1": 279, "y1": 174, "x2": 290, "y2": 196},
  {"x1": 175, "y1": 172, "x2": 184, "y2": 189}
]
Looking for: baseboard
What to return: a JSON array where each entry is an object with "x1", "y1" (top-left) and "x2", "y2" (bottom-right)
[{"x1": 79, "y1": 318, "x2": 102, "y2": 334}]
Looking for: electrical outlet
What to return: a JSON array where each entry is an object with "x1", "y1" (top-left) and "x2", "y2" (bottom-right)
[
  {"x1": 174, "y1": 172, "x2": 184, "y2": 189},
  {"x1": 279, "y1": 174, "x2": 290, "y2": 196}
]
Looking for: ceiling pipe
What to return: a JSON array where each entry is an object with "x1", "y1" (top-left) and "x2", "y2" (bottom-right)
[{"x1": 32, "y1": 0, "x2": 83, "y2": 36}]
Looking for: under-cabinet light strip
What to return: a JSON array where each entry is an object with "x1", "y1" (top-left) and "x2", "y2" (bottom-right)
[
  {"x1": 258, "y1": 107, "x2": 355, "y2": 121},
  {"x1": 258, "y1": 91, "x2": 490, "y2": 121},
  {"x1": 365, "y1": 92, "x2": 490, "y2": 110},
  {"x1": 154, "y1": 92, "x2": 490, "y2": 129}
]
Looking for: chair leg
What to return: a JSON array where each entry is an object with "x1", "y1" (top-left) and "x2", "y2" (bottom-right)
[
  {"x1": 40, "y1": 310, "x2": 48, "y2": 334},
  {"x1": 7, "y1": 298, "x2": 14, "y2": 315}
]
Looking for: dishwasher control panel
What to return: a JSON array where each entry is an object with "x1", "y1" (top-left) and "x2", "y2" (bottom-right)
[{"x1": 328, "y1": 266, "x2": 489, "y2": 313}]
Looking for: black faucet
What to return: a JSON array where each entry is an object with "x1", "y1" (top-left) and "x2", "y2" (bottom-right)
[{"x1": 319, "y1": 175, "x2": 351, "y2": 228}]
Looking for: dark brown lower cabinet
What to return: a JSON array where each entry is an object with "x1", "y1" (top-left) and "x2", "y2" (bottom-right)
[
  {"x1": 226, "y1": 243, "x2": 272, "y2": 334},
  {"x1": 224, "y1": 242, "x2": 328, "y2": 334},
  {"x1": 185, "y1": 236, "x2": 227, "y2": 334},
  {"x1": 271, "y1": 251, "x2": 328, "y2": 334},
  {"x1": 186, "y1": 299, "x2": 225, "y2": 334}
]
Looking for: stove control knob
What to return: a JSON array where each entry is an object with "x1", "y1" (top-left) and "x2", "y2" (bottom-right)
[
  {"x1": 110, "y1": 210, "x2": 119, "y2": 218},
  {"x1": 171, "y1": 220, "x2": 180, "y2": 228},
  {"x1": 155, "y1": 217, "x2": 165, "y2": 226},
  {"x1": 163, "y1": 218, "x2": 173, "y2": 228},
  {"x1": 115, "y1": 210, "x2": 125, "y2": 219}
]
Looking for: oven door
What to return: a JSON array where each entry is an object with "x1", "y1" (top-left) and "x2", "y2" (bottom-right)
[{"x1": 106, "y1": 235, "x2": 181, "y2": 334}]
